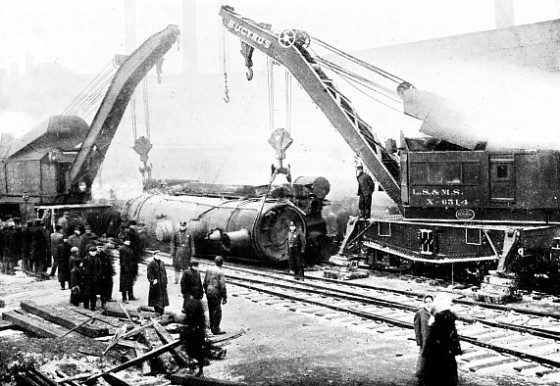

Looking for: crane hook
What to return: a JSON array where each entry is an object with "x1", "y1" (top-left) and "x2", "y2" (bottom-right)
[{"x1": 246, "y1": 67, "x2": 253, "y2": 81}]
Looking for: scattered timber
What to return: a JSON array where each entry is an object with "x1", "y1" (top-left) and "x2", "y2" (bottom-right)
[
  {"x1": 142, "y1": 325, "x2": 178, "y2": 373},
  {"x1": 20, "y1": 300, "x2": 109, "y2": 337},
  {"x1": 82, "y1": 339, "x2": 183, "y2": 384},
  {"x1": 102, "y1": 373, "x2": 133, "y2": 386},
  {"x1": 103, "y1": 302, "x2": 159, "y2": 321},
  {"x1": 2, "y1": 309, "x2": 74, "y2": 338},
  {"x1": 152, "y1": 318, "x2": 191, "y2": 367},
  {"x1": 168, "y1": 373, "x2": 247, "y2": 386}
]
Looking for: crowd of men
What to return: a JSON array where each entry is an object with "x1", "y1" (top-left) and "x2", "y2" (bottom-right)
[{"x1": 0, "y1": 212, "x2": 144, "y2": 312}]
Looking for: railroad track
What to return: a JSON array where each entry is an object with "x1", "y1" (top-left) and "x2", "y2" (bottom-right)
[{"x1": 219, "y1": 265, "x2": 560, "y2": 379}]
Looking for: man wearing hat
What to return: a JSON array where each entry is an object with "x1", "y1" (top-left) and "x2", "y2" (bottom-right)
[
  {"x1": 97, "y1": 241, "x2": 115, "y2": 307},
  {"x1": 147, "y1": 251, "x2": 169, "y2": 315},
  {"x1": 171, "y1": 221, "x2": 195, "y2": 284},
  {"x1": 356, "y1": 165, "x2": 375, "y2": 219},
  {"x1": 203, "y1": 256, "x2": 228, "y2": 335},
  {"x1": 181, "y1": 260, "x2": 204, "y2": 303},
  {"x1": 82, "y1": 245, "x2": 103, "y2": 310},
  {"x1": 119, "y1": 239, "x2": 138, "y2": 303}
]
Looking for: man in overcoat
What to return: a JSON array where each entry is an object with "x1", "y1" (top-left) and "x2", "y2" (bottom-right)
[
  {"x1": 49, "y1": 225, "x2": 64, "y2": 276},
  {"x1": 82, "y1": 246, "x2": 103, "y2": 310},
  {"x1": 171, "y1": 221, "x2": 195, "y2": 284},
  {"x1": 147, "y1": 252, "x2": 169, "y2": 315},
  {"x1": 119, "y1": 239, "x2": 138, "y2": 303},
  {"x1": 414, "y1": 294, "x2": 433, "y2": 386},
  {"x1": 97, "y1": 242, "x2": 115, "y2": 308},
  {"x1": 56, "y1": 235, "x2": 72, "y2": 290}
]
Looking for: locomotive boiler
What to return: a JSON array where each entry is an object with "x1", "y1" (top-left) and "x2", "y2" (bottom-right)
[{"x1": 122, "y1": 192, "x2": 308, "y2": 263}]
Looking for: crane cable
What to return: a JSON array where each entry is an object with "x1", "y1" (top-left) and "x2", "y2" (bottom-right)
[
  {"x1": 142, "y1": 77, "x2": 151, "y2": 139},
  {"x1": 222, "y1": 25, "x2": 230, "y2": 103},
  {"x1": 267, "y1": 57, "x2": 275, "y2": 132},
  {"x1": 311, "y1": 35, "x2": 407, "y2": 85}
]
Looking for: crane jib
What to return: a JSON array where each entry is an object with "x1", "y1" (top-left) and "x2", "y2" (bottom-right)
[{"x1": 219, "y1": 6, "x2": 403, "y2": 212}]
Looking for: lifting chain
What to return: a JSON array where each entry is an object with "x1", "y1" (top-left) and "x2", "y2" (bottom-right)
[{"x1": 222, "y1": 27, "x2": 230, "y2": 103}]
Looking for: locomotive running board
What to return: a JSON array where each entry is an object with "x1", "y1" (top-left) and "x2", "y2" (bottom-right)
[{"x1": 362, "y1": 240, "x2": 499, "y2": 264}]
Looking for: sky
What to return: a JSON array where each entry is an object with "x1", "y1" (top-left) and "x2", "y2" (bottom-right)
[{"x1": 2, "y1": 0, "x2": 560, "y2": 201}]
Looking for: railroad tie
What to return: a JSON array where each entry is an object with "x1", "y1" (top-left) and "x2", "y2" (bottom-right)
[
  {"x1": 513, "y1": 362, "x2": 540, "y2": 372},
  {"x1": 468, "y1": 356, "x2": 518, "y2": 372},
  {"x1": 461, "y1": 351, "x2": 497, "y2": 363}
]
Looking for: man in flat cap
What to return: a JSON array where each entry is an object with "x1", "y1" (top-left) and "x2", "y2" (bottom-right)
[
  {"x1": 171, "y1": 221, "x2": 195, "y2": 284},
  {"x1": 356, "y1": 165, "x2": 375, "y2": 219}
]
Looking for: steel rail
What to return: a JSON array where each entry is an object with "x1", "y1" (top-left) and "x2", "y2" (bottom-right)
[{"x1": 227, "y1": 277, "x2": 560, "y2": 369}]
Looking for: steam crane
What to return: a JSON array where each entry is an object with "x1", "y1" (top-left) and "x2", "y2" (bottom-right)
[
  {"x1": 0, "y1": 25, "x2": 180, "y2": 222},
  {"x1": 220, "y1": 6, "x2": 560, "y2": 301}
]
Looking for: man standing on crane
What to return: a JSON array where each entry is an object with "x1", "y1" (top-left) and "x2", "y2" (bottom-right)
[{"x1": 356, "y1": 165, "x2": 375, "y2": 219}]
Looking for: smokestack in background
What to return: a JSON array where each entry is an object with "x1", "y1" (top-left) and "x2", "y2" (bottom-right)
[
  {"x1": 495, "y1": 0, "x2": 515, "y2": 29},
  {"x1": 182, "y1": 0, "x2": 198, "y2": 75},
  {"x1": 124, "y1": 0, "x2": 137, "y2": 52}
]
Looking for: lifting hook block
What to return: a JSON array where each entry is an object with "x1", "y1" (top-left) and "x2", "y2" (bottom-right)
[{"x1": 246, "y1": 67, "x2": 253, "y2": 81}]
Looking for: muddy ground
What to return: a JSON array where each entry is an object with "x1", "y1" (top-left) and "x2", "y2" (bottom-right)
[{"x1": 0, "y1": 261, "x2": 557, "y2": 386}]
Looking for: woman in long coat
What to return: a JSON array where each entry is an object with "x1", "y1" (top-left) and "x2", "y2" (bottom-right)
[
  {"x1": 419, "y1": 295, "x2": 462, "y2": 386},
  {"x1": 147, "y1": 252, "x2": 169, "y2": 315}
]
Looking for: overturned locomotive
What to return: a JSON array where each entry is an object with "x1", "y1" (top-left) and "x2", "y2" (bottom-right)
[{"x1": 122, "y1": 177, "x2": 332, "y2": 264}]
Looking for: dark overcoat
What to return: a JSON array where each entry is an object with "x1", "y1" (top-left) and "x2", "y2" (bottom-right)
[
  {"x1": 171, "y1": 231, "x2": 194, "y2": 270},
  {"x1": 147, "y1": 258, "x2": 169, "y2": 308},
  {"x1": 119, "y1": 245, "x2": 137, "y2": 292},
  {"x1": 82, "y1": 254, "x2": 102, "y2": 296},
  {"x1": 56, "y1": 242, "x2": 72, "y2": 283},
  {"x1": 418, "y1": 310, "x2": 462, "y2": 386}
]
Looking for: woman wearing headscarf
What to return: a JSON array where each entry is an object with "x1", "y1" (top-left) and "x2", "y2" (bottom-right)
[{"x1": 420, "y1": 294, "x2": 462, "y2": 386}]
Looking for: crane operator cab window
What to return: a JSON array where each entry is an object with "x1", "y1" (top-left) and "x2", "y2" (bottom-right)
[{"x1": 413, "y1": 162, "x2": 479, "y2": 185}]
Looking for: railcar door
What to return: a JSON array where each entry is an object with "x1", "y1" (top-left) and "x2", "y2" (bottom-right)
[{"x1": 489, "y1": 156, "x2": 515, "y2": 202}]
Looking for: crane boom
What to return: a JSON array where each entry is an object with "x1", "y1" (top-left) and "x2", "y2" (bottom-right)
[
  {"x1": 67, "y1": 24, "x2": 180, "y2": 198},
  {"x1": 219, "y1": 6, "x2": 403, "y2": 212}
]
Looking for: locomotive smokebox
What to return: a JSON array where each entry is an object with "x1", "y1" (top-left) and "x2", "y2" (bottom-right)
[{"x1": 122, "y1": 194, "x2": 306, "y2": 263}]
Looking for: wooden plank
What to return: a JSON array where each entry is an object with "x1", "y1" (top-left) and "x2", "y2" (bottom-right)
[
  {"x1": 20, "y1": 301, "x2": 109, "y2": 338},
  {"x1": 143, "y1": 326, "x2": 178, "y2": 373},
  {"x1": 168, "y1": 374, "x2": 247, "y2": 385},
  {"x1": 102, "y1": 302, "x2": 159, "y2": 321},
  {"x1": 152, "y1": 318, "x2": 191, "y2": 367},
  {"x1": 70, "y1": 308, "x2": 120, "y2": 328},
  {"x1": 102, "y1": 373, "x2": 133, "y2": 386},
  {"x1": 2, "y1": 310, "x2": 71, "y2": 338},
  {"x1": 0, "y1": 319, "x2": 14, "y2": 331},
  {"x1": 102, "y1": 324, "x2": 128, "y2": 356},
  {"x1": 82, "y1": 339, "x2": 184, "y2": 384}
]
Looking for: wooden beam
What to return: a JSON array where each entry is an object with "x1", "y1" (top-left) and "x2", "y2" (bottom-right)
[
  {"x1": 102, "y1": 302, "x2": 158, "y2": 321},
  {"x1": 151, "y1": 319, "x2": 190, "y2": 367},
  {"x1": 101, "y1": 373, "x2": 133, "y2": 386},
  {"x1": 2, "y1": 310, "x2": 71, "y2": 338},
  {"x1": 143, "y1": 326, "x2": 178, "y2": 373},
  {"x1": 20, "y1": 301, "x2": 109, "y2": 338},
  {"x1": 82, "y1": 340, "x2": 183, "y2": 384},
  {"x1": 168, "y1": 374, "x2": 247, "y2": 386}
]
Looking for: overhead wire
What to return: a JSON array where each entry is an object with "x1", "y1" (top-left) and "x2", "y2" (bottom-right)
[
  {"x1": 63, "y1": 60, "x2": 117, "y2": 117},
  {"x1": 311, "y1": 35, "x2": 407, "y2": 85}
]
